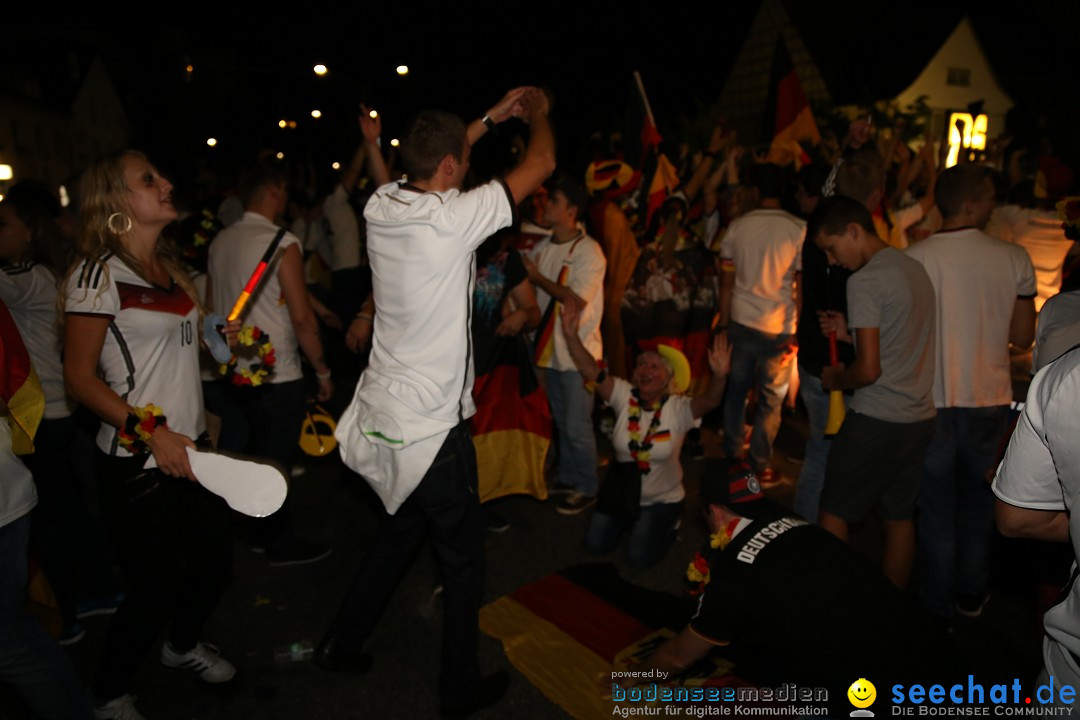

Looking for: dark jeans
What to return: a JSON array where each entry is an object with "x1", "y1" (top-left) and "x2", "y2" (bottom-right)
[
  {"x1": 231, "y1": 380, "x2": 306, "y2": 550},
  {"x1": 92, "y1": 450, "x2": 233, "y2": 702},
  {"x1": 201, "y1": 380, "x2": 250, "y2": 455},
  {"x1": 22, "y1": 416, "x2": 118, "y2": 625},
  {"x1": 584, "y1": 501, "x2": 685, "y2": 568},
  {"x1": 0, "y1": 514, "x2": 92, "y2": 719},
  {"x1": 329, "y1": 422, "x2": 484, "y2": 705},
  {"x1": 917, "y1": 406, "x2": 1009, "y2": 618}
]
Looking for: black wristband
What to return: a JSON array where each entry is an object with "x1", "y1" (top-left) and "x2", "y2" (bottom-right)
[{"x1": 481, "y1": 115, "x2": 496, "y2": 130}]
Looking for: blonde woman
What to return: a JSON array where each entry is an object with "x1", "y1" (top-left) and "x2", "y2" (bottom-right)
[
  {"x1": 560, "y1": 300, "x2": 731, "y2": 568},
  {"x1": 64, "y1": 151, "x2": 236, "y2": 720}
]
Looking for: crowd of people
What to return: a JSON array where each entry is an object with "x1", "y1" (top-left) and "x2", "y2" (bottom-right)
[{"x1": 2, "y1": 80, "x2": 1079, "y2": 719}]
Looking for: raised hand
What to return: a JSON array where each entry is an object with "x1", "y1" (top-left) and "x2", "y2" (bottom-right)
[
  {"x1": 359, "y1": 104, "x2": 382, "y2": 143},
  {"x1": 487, "y1": 87, "x2": 528, "y2": 124},
  {"x1": 707, "y1": 332, "x2": 732, "y2": 377}
]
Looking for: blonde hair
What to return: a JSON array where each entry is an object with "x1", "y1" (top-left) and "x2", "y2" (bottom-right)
[{"x1": 65, "y1": 150, "x2": 202, "y2": 317}]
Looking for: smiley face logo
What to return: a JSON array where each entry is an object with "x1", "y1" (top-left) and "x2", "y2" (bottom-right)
[{"x1": 848, "y1": 678, "x2": 876, "y2": 709}]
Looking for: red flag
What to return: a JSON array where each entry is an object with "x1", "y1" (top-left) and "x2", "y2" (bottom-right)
[{"x1": 0, "y1": 298, "x2": 44, "y2": 454}]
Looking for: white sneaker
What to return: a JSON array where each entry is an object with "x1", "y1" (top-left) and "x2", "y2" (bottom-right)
[
  {"x1": 94, "y1": 694, "x2": 146, "y2": 720},
  {"x1": 160, "y1": 641, "x2": 236, "y2": 683}
]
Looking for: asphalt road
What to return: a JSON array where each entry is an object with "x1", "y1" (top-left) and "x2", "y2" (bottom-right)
[{"x1": 1, "y1": 368, "x2": 1054, "y2": 720}]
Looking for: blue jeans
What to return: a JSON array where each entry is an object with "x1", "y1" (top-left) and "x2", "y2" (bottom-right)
[
  {"x1": 721, "y1": 323, "x2": 796, "y2": 470},
  {"x1": 584, "y1": 501, "x2": 685, "y2": 569},
  {"x1": 917, "y1": 406, "x2": 1009, "y2": 618},
  {"x1": 793, "y1": 368, "x2": 848, "y2": 522},
  {"x1": 544, "y1": 369, "x2": 598, "y2": 496},
  {"x1": 0, "y1": 514, "x2": 92, "y2": 719}
]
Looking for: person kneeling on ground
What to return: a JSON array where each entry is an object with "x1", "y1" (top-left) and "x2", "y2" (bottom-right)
[{"x1": 560, "y1": 300, "x2": 731, "y2": 568}]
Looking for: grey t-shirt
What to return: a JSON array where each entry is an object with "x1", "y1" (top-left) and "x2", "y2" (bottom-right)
[{"x1": 847, "y1": 247, "x2": 936, "y2": 423}]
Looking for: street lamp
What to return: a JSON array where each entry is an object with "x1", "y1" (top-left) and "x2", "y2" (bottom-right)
[
  {"x1": 396, "y1": 65, "x2": 409, "y2": 76},
  {"x1": 314, "y1": 64, "x2": 328, "y2": 76},
  {"x1": 311, "y1": 109, "x2": 322, "y2": 119}
]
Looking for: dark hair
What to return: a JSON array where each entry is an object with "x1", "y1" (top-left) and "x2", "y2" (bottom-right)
[
  {"x1": 237, "y1": 154, "x2": 288, "y2": 207},
  {"x1": 935, "y1": 164, "x2": 995, "y2": 218},
  {"x1": 549, "y1": 175, "x2": 589, "y2": 218},
  {"x1": 1, "y1": 181, "x2": 68, "y2": 274},
  {"x1": 811, "y1": 194, "x2": 877, "y2": 238},
  {"x1": 400, "y1": 110, "x2": 467, "y2": 181},
  {"x1": 836, "y1": 147, "x2": 884, "y2": 206},
  {"x1": 797, "y1": 163, "x2": 832, "y2": 199},
  {"x1": 749, "y1": 163, "x2": 786, "y2": 199}
]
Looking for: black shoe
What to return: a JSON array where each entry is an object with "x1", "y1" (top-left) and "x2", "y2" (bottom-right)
[
  {"x1": 956, "y1": 592, "x2": 989, "y2": 618},
  {"x1": 312, "y1": 635, "x2": 372, "y2": 673},
  {"x1": 548, "y1": 482, "x2": 576, "y2": 496},
  {"x1": 556, "y1": 492, "x2": 596, "y2": 516},
  {"x1": 484, "y1": 508, "x2": 511, "y2": 533},
  {"x1": 441, "y1": 670, "x2": 510, "y2": 719},
  {"x1": 265, "y1": 539, "x2": 333, "y2": 567}
]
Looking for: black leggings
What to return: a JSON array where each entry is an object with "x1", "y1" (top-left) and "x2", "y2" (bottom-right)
[{"x1": 91, "y1": 448, "x2": 233, "y2": 702}]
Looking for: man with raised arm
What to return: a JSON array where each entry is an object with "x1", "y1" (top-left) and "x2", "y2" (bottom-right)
[{"x1": 319, "y1": 87, "x2": 555, "y2": 718}]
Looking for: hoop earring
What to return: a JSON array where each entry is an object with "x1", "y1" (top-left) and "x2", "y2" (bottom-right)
[{"x1": 107, "y1": 212, "x2": 132, "y2": 235}]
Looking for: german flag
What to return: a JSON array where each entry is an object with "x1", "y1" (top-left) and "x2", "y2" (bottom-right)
[
  {"x1": 533, "y1": 265, "x2": 571, "y2": 369},
  {"x1": 764, "y1": 36, "x2": 820, "y2": 169},
  {"x1": 470, "y1": 361, "x2": 551, "y2": 503},
  {"x1": 643, "y1": 154, "x2": 681, "y2": 229},
  {"x1": 481, "y1": 564, "x2": 752, "y2": 719},
  {"x1": 0, "y1": 298, "x2": 43, "y2": 454}
]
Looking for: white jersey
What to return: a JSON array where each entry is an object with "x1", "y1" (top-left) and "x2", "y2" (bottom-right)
[
  {"x1": 208, "y1": 212, "x2": 302, "y2": 384},
  {"x1": 337, "y1": 179, "x2": 516, "y2": 514},
  {"x1": 0, "y1": 262, "x2": 74, "y2": 419},
  {"x1": 66, "y1": 253, "x2": 205, "y2": 456}
]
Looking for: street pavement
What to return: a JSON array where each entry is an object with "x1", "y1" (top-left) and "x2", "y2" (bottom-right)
[{"x1": 2, "y1": 379, "x2": 1052, "y2": 720}]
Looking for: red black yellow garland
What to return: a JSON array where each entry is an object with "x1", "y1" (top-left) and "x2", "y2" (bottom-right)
[
  {"x1": 218, "y1": 325, "x2": 276, "y2": 386},
  {"x1": 117, "y1": 404, "x2": 168, "y2": 455},
  {"x1": 684, "y1": 517, "x2": 741, "y2": 596},
  {"x1": 627, "y1": 389, "x2": 667, "y2": 471}
]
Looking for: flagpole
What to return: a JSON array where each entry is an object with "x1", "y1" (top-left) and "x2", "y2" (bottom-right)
[{"x1": 633, "y1": 70, "x2": 656, "y2": 129}]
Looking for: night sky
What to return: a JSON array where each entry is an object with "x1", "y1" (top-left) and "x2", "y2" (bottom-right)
[{"x1": 9, "y1": 1, "x2": 1080, "y2": 188}]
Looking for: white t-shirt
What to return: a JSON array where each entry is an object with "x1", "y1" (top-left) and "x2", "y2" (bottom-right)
[
  {"x1": 607, "y1": 378, "x2": 698, "y2": 505},
  {"x1": 208, "y1": 212, "x2": 303, "y2": 384},
  {"x1": 0, "y1": 263, "x2": 74, "y2": 419},
  {"x1": 987, "y1": 205, "x2": 1075, "y2": 312},
  {"x1": 337, "y1": 179, "x2": 516, "y2": 514},
  {"x1": 0, "y1": 414, "x2": 36, "y2": 528},
  {"x1": 323, "y1": 184, "x2": 362, "y2": 271},
  {"x1": 906, "y1": 228, "x2": 1037, "y2": 408},
  {"x1": 66, "y1": 254, "x2": 205, "y2": 456},
  {"x1": 992, "y1": 347, "x2": 1080, "y2": 695},
  {"x1": 1033, "y1": 290, "x2": 1080, "y2": 373},
  {"x1": 534, "y1": 232, "x2": 605, "y2": 370},
  {"x1": 720, "y1": 208, "x2": 805, "y2": 335}
]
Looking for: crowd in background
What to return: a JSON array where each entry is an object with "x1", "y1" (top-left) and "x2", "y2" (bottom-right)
[{"x1": 2, "y1": 88, "x2": 1079, "y2": 719}]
